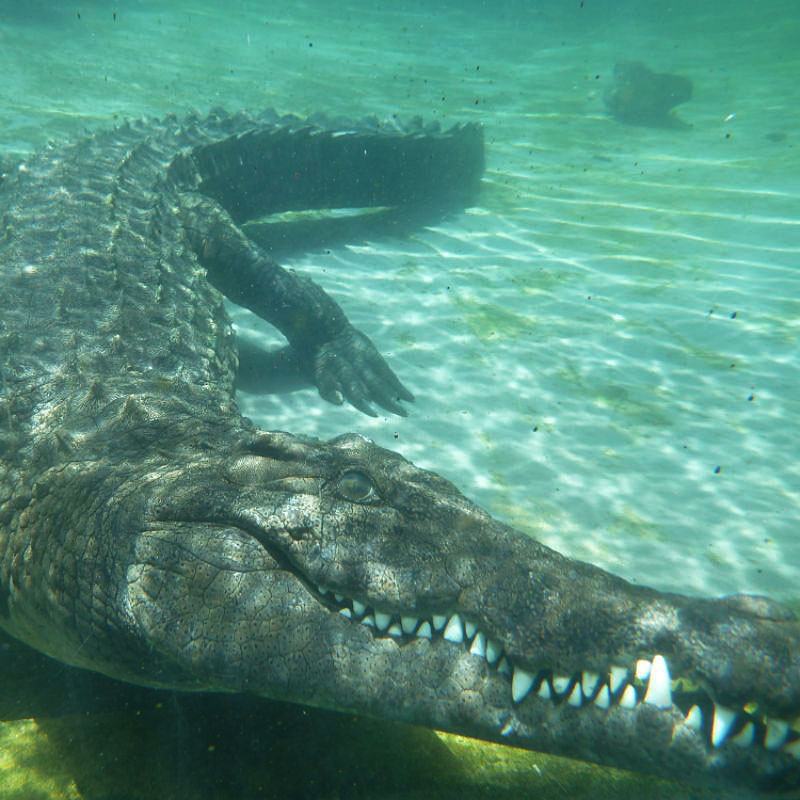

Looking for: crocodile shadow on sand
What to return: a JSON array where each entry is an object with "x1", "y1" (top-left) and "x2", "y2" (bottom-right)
[{"x1": 0, "y1": 107, "x2": 798, "y2": 796}]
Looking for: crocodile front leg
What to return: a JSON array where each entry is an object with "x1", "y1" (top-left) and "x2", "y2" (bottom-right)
[{"x1": 179, "y1": 193, "x2": 414, "y2": 417}]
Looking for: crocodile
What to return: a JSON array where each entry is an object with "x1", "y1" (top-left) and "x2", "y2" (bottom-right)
[{"x1": 0, "y1": 108, "x2": 798, "y2": 793}]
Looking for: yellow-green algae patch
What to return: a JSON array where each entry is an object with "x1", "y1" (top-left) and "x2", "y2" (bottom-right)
[
  {"x1": 433, "y1": 731, "x2": 716, "y2": 799},
  {"x1": 608, "y1": 505, "x2": 670, "y2": 544},
  {"x1": 0, "y1": 718, "x2": 80, "y2": 800},
  {"x1": 451, "y1": 293, "x2": 535, "y2": 343}
]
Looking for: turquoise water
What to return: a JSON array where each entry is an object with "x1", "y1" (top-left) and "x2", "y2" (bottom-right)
[{"x1": 1, "y1": 0, "x2": 798, "y2": 796}]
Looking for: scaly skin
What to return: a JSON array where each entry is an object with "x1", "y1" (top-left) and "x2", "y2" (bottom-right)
[{"x1": 0, "y1": 109, "x2": 797, "y2": 793}]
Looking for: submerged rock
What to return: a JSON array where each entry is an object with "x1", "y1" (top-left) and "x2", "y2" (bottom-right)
[{"x1": 604, "y1": 61, "x2": 693, "y2": 129}]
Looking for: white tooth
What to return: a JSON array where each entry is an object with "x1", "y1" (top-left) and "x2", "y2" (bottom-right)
[
  {"x1": 497, "y1": 657, "x2": 512, "y2": 677},
  {"x1": 352, "y1": 599, "x2": 367, "y2": 617},
  {"x1": 618, "y1": 685, "x2": 637, "y2": 708},
  {"x1": 318, "y1": 584, "x2": 330, "y2": 595},
  {"x1": 731, "y1": 722, "x2": 754, "y2": 747},
  {"x1": 334, "y1": 593, "x2": 344, "y2": 603},
  {"x1": 643, "y1": 654, "x2": 672, "y2": 709},
  {"x1": 567, "y1": 683, "x2": 582, "y2": 707},
  {"x1": 711, "y1": 703, "x2": 737, "y2": 747},
  {"x1": 684, "y1": 705, "x2": 703, "y2": 731},
  {"x1": 609, "y1": 666, "x2": 628, "y2": 694},
  {"x1": 465, "y1": 621, "x2": 477, "y2": 639},
  {"x1": 537, "y1": 680, "x2": 551, "y2": 699},
  {"x1": 443, "y1": 614, "x2": 464, "y2": 643},
  {"x1": 593, "y1": 685, "x2": 611, "y2": 709},
  {"x1": 470, "y1": 631, "x2": 487, "y2": 658},
  {"x1": 512, "y1": 667, "x2": 535, "y2": 703},
  {"x1": 783, "y1": 739, "x2": 800, "y2": 759},
  {"x1": 400, "y1": 615, "x2": 419, "y2": 634},
  {"x1": 552, "y1": 675, "x2": 570, "y2": 695},
  {"x1": 387, "y1": 623, "x2": 402, "y2": 637},
  {"x1": 374, "y1": 611, "x2": 392, "y2": 631},
  {"x1": 361, "y1": 613, "x2": 376, "y2": 627},
  {"x1": 432, "y1": 614, "x2": 447, "y2": 631},
  {"x1": 486, "y1": 639, "x2": 502, "y2": 664},
  {"x1": 582, "y1": 671, "x2": 599, "y2": 698},
  {"x1": 635, "y1": 659, "x2": 651, "y2": 681},
  {"x1": 765, "y1": 719, "x2": 789, "y2": 750},
  {"x1": 416, "y1": 621, "x2": 433, "y2": 639},
  {"x1": 338, "y1": 607, "x2": 352, "y2": 619}
]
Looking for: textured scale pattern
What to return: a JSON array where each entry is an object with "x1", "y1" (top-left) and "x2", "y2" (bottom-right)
[{"x1": 0, "y1": 108, "x2": 798, "y2": 793}]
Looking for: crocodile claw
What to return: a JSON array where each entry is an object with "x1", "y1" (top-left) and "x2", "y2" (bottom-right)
[{"x1": 312, "y1": 325, "x2": 414, "y2": 417}]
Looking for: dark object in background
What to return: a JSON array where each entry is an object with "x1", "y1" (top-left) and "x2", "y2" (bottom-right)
[{"x1": 604, "y1": 61, "x2": 693, "y2": 129}]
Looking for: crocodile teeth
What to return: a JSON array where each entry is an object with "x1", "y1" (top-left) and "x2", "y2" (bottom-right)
[
  {"x1": 567, "y1": 683, "x2": 582, "y2": 707},
  {"x1": 581, "y1": 671, "x2": 599, "y2": 699},
  {"x1": 635, "y1": 659, "x2": 652, "y2": 681},
  {"x1": 618, "y1": 685, "x2": 637, "y2": 709},
  {"x1": 711, "y1": 703, "x2": 737, "y2": 747},
  {"x1": 684, "y1": 705, "x2": 703, "y2": 731},
  {"x1": 512, "y1": 667, "x2": 535, "y2": 703},
  {"x1": 374, "y1": 611, "x2": 392, "y2": 631},
  {"x1": 470, "y1": 631, "x2": 487, "y2": 658},
  {"x1": 326, "y1": 595, "x2": 800, "y2": 760},
  {"x1": 593, "y1": 685, "x2": 611, "y2": 709},
  {"x1": 400, "y1": 615, "x2": 419, "y2": 634},
  {"x1": 765, "y1": 719, "x2": 789, "y2": 750},
  {"x1": 552, "y1": 675, "x2": 571, "y2": 696},
  {"x1": 643, "y1": 654, "x2": 672, "y2": 709},
  {"x1": 416, "y1": 621, "x2": 432, "y2": 639},
  {"x1": 443, "y1": 614, "x2": 465, "y2": 643},
  {"x1": 609, "y1": 666, "x2": 628, "y2": 694},
  {"x1": 485, "y1": 638, "x2": 503, "y2": 665},
  {"x1": 732, "y1": 722, "x2": 755, "y2": 747}
]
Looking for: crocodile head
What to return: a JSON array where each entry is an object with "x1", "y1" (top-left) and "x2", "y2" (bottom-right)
[{"x1": 124, "y1": 429, "x2": 800, "y2": 792}]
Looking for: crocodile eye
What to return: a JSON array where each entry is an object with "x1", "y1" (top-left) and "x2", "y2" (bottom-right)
[{"x1": 335, "y1": 470, "x2": 376, "y2": 503}]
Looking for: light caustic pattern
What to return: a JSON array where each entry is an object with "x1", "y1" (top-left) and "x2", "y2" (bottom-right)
[{"x1": 237, "y1": 110, "x2": 799, "y2": 603}]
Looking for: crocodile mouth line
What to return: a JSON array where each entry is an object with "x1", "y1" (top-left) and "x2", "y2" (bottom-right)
[{"x1": 311, "y1": 581, "x2": 800, "y2": 763}]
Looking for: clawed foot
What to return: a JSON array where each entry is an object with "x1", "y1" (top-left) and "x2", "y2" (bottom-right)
[{"x1": 310, "y1": 325, "x2": 414, "y2": 417}]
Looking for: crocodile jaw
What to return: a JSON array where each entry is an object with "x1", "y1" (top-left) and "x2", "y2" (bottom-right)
[{"x1": 132, "y1": 430, "x2": 800, "y2": 791}]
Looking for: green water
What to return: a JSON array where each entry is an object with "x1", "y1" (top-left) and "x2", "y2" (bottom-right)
[{"x1": 1, "y1": 1, "x2": 798, "y2": 797}]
